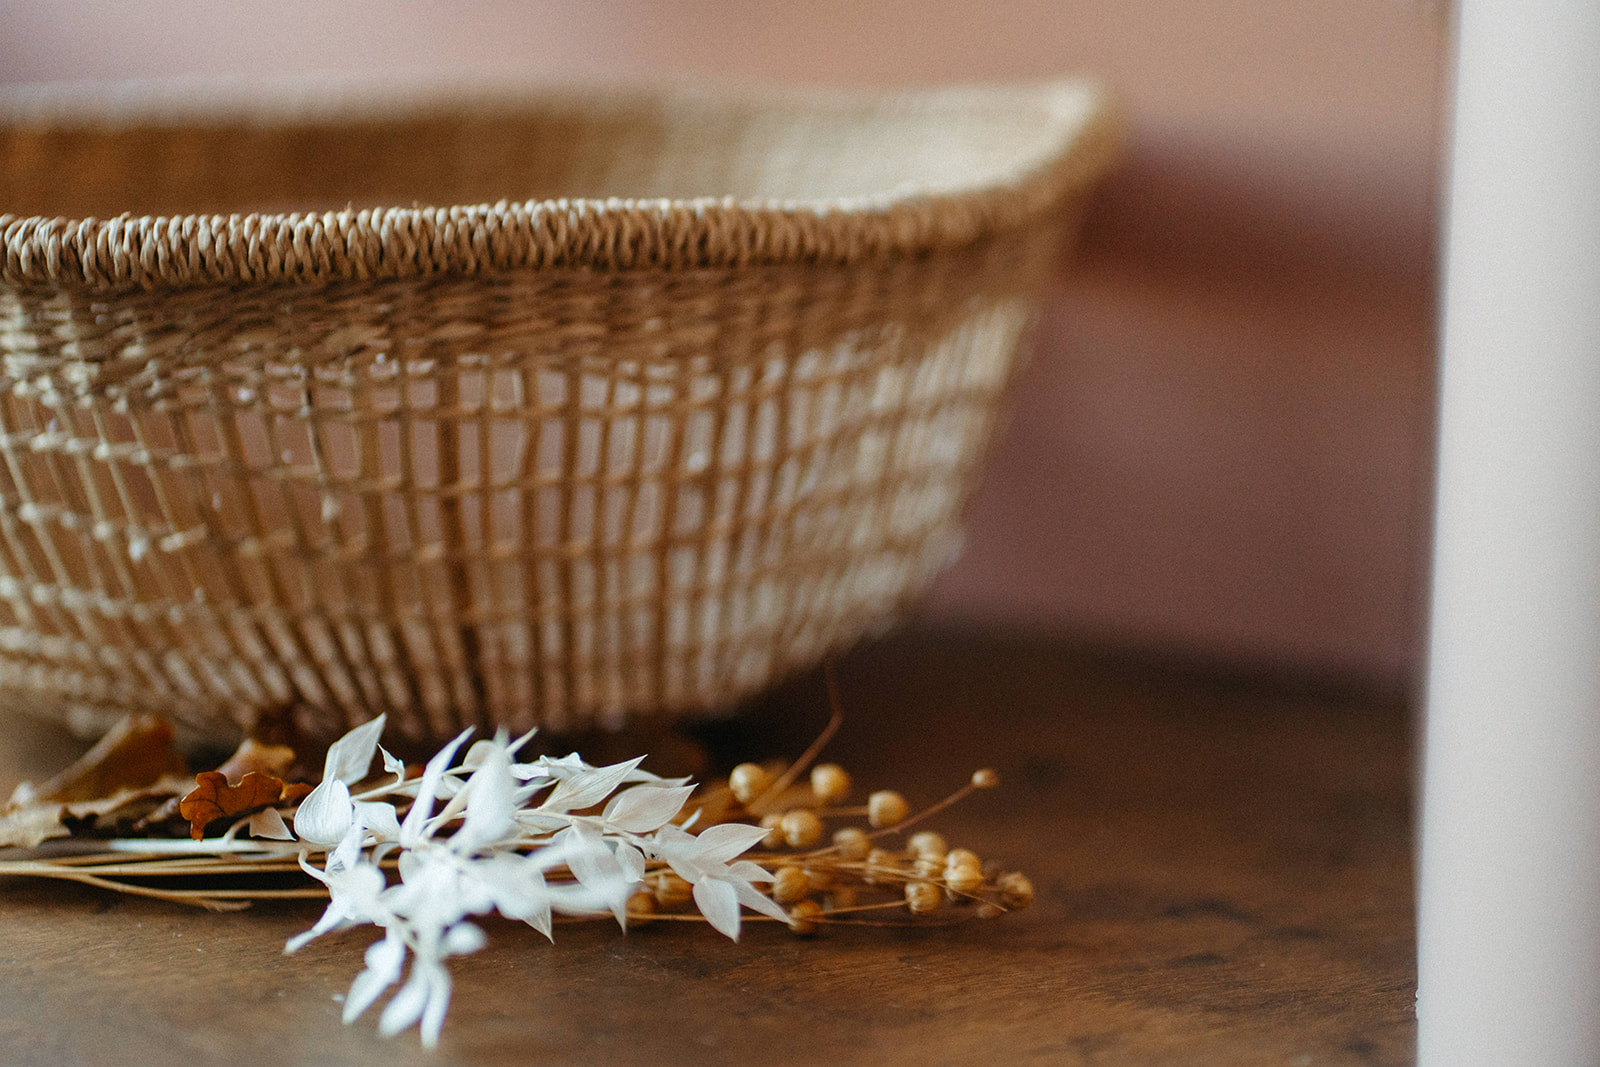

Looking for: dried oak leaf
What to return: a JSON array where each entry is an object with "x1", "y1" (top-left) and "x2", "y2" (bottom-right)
[
  {"x1": 0, "y1": 714, "x2": 192, "y2": 848},
  {"x1": 179, "y1": 771, "x2": 312, "y2": 840},
  {"x1": 144, "y1": 735, "x2": 304, "y2": 833}
]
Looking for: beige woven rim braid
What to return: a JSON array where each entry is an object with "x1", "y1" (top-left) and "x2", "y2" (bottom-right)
[{"x1": 0, "y1": 79, "x2": 1120, "y2": 746}]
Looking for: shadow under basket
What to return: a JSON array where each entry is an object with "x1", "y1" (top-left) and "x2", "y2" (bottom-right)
[{"x1": 0, "y1": 78, "x2": 1120, "y2": 747}]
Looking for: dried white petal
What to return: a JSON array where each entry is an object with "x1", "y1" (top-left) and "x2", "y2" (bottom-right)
[
  {"x1": 649, "y1": 822, "x2": 785, "y2": 938},
  {"x1": 379, "y1": 959, "x2": 446, "y2": 1044},
  {"x1": 287, "y1": 861, "x2": 388, "y2": 953},
  {"x1": 354, "y1": 799, "x2": 401, "y2": 842},
  {"x1": 246, "y1": 807, "x2": 294, "y2": 841},
  {"x1": 731, "y1": 876, "x2": 791, "y2": 926},
  {"x1": 692, "y1": 877, "x2": 742, "y2": 940},
  {"x1": 453, "y1": 738, "x2": 516, "y2": 853},
  {"x1": 323, "y1": 714, "x2": 387, "y2": 785},
  {"x1": 417, "y1": 965, "x2": 453, "y2": 1050},
  {"x1": 471, "y1": 852, "x2": 555, "y2": 939},
  {"x1": 292, "y1": 778, "x2": 352, "y2": 847},
  {"x1": 602, "y1": 784, "x2": 694, "y2": 834},
  {"x1": 442, "y1": 922, "x2": 486, "y2": 956},
  {"x1": 691, "y1": 822, "x2": 775, "y2": 865},
  {"x1": 343, "y1": 935, "x2": 405, "y2": 1023},
  {"x1": 614, "y1": 841, "x2": 646, "y2": 885},
  {"x1": 399, "y1": 728, "x2": 473, "y2": 847},
  {"x1": 379, "y1": 746, "x2": 407, "y2": 784},
  {"x1": 544, "y1": 757, "x2": 645, "y2": 813},
  {"x1": 460, "y1": 740, "x2": 497, "y2": 769}
]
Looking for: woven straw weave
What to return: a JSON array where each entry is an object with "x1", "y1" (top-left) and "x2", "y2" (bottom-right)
[{"x1": 0, "y1": 79, "x2": 1119, "y2": 746}]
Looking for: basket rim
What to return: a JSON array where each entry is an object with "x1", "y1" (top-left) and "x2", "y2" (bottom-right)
[{"x1": 0, "y1": 78, "x2": 1121, "y2": 293}]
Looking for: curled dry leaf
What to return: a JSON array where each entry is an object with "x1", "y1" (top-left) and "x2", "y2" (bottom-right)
[
  {"x1": 213, "y1": 738, "x2": 298, "y2": 784},
  {"x1": 0, "y1": 714, "x2": 193, "y2": 848},
  {"x1": 1, "y1": 715, "x2": 316, "y2": 847},
  {"x1": 0, "y1": 775, "x2": 199, "y2": 848},
  {"x1": 0, "y1": 801, "x2": 78, "y2": 849},
  {"x1": 179, "y1": 771, "x2": 313, "y2": 840},
  {"x1": 18, "y1": 713, "x2": 188, "y2": 804},
  {"x1": 141, "y1": 735, "x2": 306, "y2": 831}
]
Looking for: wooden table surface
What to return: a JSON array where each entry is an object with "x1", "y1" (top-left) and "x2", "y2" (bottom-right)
[{"x1": 0, "y1": 627, "x2": 1416, "y2": 1066}]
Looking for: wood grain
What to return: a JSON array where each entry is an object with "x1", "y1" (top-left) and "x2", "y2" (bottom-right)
[{"x1": 0, "y1": 626, "x2": 1415, "y2": 1065}]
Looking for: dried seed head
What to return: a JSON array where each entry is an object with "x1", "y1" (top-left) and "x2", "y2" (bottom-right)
[
  {"x1": 772, "y1": 865, "x2": 811, "y2": 904},
  {"x1": 975, "y1": 901, "x2": 1005, "y2": 920},
  {"x1": 863, "y1": 847, "x2": 898, "y2": 886},
  {"x1": 997, "y1": 871, "x2": 1035, "y2": 910},
  {"x1": 826, "y1": 886, "x2": 859, "y2": 912},
  {"x1": 759, "y1": 812, "x2": 786, "y2": 848},
  {"x1": 971, "y1": 768, "x2": 1000, "y2": 790},
  {"x1": 730, "y1": 762, "x2": 773, "y2": 805},
  {"x1": 627, "y1": 890, "x2": 657, "y2": 923},
  {"x1": 905, "y1": 881, "x2": 943, "y2": 915},
  {"x1": 945, "y1": 847, "x2": 981, "y2": 870},
  {"x1": 788, "y1": 899, "x2": 824, "y2": 936},
  {"x1": 810, "y1": 763, "x2": 852, "y2": 805},
  {"x1": 804, "y1": 866, "x2": 835, "y2": 892},
  {"x1": 907, "y1": 831, "x2": 948, "y2": 862},
  {"x1": 780, "y1": 808, "x2": 824, "y2": 849},
  {"x1": 832, "y1": 826, "x2": 870, "y2": 861},
  {"x1": 913, "y1": 856, "x2": 943, "y2": 880},
  {"x1": 650, "y1": 870, "x2": 694, "y2": 909},
  {"x1": 867, "y1": 789, "x2": 910, "y2": 828},
  {"x1": 944, "y1": 860, "x2": 984, "y2": 895}
]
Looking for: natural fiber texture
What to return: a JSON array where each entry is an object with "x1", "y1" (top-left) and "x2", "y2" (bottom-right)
[{"x1": 0, "y1": 79, "x2": 1118, "y2": 745}]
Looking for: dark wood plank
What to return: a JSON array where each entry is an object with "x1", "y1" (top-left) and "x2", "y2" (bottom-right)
[{"x1": 0, "y1": 627, "x2": 1416, "y2": 1065}]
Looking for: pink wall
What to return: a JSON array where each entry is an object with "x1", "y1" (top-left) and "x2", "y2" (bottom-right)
[{"x1": 0, "y1": 0, "x2": 1447, "y2": 684}]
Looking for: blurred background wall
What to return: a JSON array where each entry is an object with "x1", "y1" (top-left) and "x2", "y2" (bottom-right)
[{"x1": 0, "y1": 0, "x2": 1447, "y2": 688}]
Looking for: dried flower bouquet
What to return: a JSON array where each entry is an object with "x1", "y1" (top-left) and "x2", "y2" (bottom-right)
[{"x1": 0, "y1": 682, "x2": 1032, "y2": 1047}]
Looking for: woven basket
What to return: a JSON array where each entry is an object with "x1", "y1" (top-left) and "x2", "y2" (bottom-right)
[{"x1": 0, "y1": 79, "x2": 1119, "y2": 746}]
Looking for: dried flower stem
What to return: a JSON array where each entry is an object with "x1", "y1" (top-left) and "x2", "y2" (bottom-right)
[
  {"x1": 744, "y1": 662, "x2": 845, "y2": 816},
  {"x1": 0, "y1": 697, "x2": 1031, "y2": 1046}
]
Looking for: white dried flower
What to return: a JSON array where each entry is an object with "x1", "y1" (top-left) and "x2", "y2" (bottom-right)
[
  {"x1": 649, "y1": 822, "x2": 789, "y2": 939},
  {"x1": 285, "y1": 720, "x2": 778, "y2": 1048}
]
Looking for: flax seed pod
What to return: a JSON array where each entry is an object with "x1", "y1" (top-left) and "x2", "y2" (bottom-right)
[
  {"x1": 945, "y1": 847, "x2": 981, "y2": 870},
  {"x1": 997, "y1": 872, "x2": 1035, "y2": 910},
  {"x1": 649, "y1": 870, "x2": 693, "y2": 909},
  {"x1": 908, "y1": 831, "x2": 948, "y2": 862},
  {"x1": 627, "y1": 891, "x2": 657, "y2": 924},
  {"x1": 832, "y1": 826, "x2": 870, "y2": 861},
  {"x1": 863, "y1": 847, "x2": 897, "y2": 886},
  {"x1": 826, "y1": 886, "x2": 859, "y2": 912},
  {"x1": 944, "y1": 855, "x2": 984, "y2": 895},
  {"x1": 867, "y1": 790, "x2": 910, "y2": 828},
  {"x1": 788, "y1": 899, "x2": 824, "y2": 935},
  {"x1": 772, "y1": 866, "x2": 811, "y2": 904},
  {"x1": 780, "y1": 808, "x2": 824, "y2": 848},
  {"x1": 810, "y1": 763, "x2": 852, "y2": 805},
  {"x1": 730, "y1": 763, "x2": 772, "y2": 805},
  {"x1": 905, "y1": 881, "x2": 943, "y2": 915}
]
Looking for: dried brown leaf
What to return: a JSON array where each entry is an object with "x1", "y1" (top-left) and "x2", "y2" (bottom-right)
[
  {"x1": 213, "y1": 738, "x2": 297, "y2": 783},
  {"x1": 0, "y1": 802, "x2": 73, "y2": 849},
  {"x1": 0, "y1": 775, "x2": 196, "y2": 848},
  {"x1": 19, "y1": 714, "x2": 188, "y2": 805},
  {"x1": 140, "y1": 733, "x2": 306, "y2": 831},
  {"x1": 178, "y1": 771, "x2": 312, "y2": 840}
]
